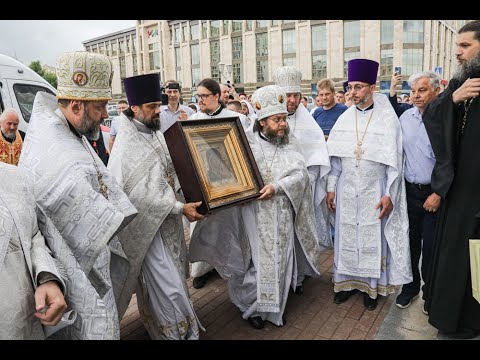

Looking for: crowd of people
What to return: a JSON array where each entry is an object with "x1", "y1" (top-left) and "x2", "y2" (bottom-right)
[{"x1": 1, "y1": 20, "x2": 480, "y2": 340}]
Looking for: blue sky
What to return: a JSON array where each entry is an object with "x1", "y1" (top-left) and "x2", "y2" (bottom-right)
[{"x1": 0, "y1": 20, "x2": 136, "y2": 66}]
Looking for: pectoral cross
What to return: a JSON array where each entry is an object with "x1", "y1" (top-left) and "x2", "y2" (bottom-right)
[
  {"x1": 354, "y1": 142, "x2": 364, "y2": 161},
  {"x1": 97, "y1": 173, "x2": 109, "y2": 199},
  {"x1": 264, "y1": 169, "x2": 274, "y2": 184}
]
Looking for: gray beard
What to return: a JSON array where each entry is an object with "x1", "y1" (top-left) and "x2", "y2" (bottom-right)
[
  {"x1": 81, "y1": 125, "x2": 100, "y2": 141},
  {"x1": 1, "y1": 130, "x2": 16, "y2": 140},
  {"x1": 262, "y1": 128, "x2": 290, "y2": 146},
  {"x1": 452, "y1": 50, "x2": 480, "y2": 83}
]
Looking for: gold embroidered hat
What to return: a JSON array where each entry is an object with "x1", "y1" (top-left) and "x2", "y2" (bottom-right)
[
  {"x1": 272, "y1": 65, "x2": 302, "y2": 94},
  {"x1": 56, "y1": 51, "x2": 113, "y2": 101},
  {"x1": 251, "y1": 85, "x2": 287, "y2": 121}
]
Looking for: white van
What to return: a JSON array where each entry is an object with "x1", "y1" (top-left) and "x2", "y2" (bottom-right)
[{"x1": 0, "y1": 54, "x2": 56, "y2": 133}]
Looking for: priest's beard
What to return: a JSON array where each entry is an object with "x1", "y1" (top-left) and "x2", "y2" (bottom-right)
[
  {"x1": 262, "y1": 126, "x2": 290, "y2": 146},
  {"x1": 453, "y1": 49, "x2": 480, "y2": 83},
  {"x1": 137, "y1": 110, "x2": 160, "y2": 131},
  {"x1": 1, "y1": 129, "x2": 16, "y2": 140},
  {"x1": 78, "y1": 111, "x2": 100, "y2": 140}
]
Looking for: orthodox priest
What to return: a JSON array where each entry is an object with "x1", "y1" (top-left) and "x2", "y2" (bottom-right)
[
  {"x1": 0, "y1": 163, "x2": 68, "y2": 339},
  {"x1": 190, "y1": 85, "x2": 323, "y2": 330},
  {"x1": 18, "y1": 51, "x2": 137, "y2": 339},
  {"x1": 273, "y1": 66, "x2": 331, "y2": 260},
  {"x1": 108, "y1": 73, "x2": 204, "y2": 340},
  {"x1": 326, "y1": 58, "x2": 411, "y2": 311},
  {"x1": 423, "y1": 20, "x2": 480, "y2": 339}
]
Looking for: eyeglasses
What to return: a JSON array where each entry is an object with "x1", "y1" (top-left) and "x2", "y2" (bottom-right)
[
  {"x1": 346, "y1": 84, "x2": 370, "y2": 92},
  {"x1": 196, "y1": 93, "x2": 213, "y2": 101},
  {"x1": 268, "y1": 117, "x2": 288, "y2": 124}
]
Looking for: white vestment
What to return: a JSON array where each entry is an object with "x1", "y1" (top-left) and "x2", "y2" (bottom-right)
[
  {"x1": 189, "y1": 131, "x2": 322, "y2": 326},
  {"x1": 108, "y1": 114, "x2": 202, "y2": 340},
  {"x1": 0, "y1": 163, "x2": 66, "y2": 339},
  {"x1": 18, "y1": 92, "x2": 137, "y2": 339},
  {"x1": 326, "y1": 93, "x2": 412, "y2": 298},
  {"x1": 287, "y1": 104, "x2": 331, "y2": 248}
]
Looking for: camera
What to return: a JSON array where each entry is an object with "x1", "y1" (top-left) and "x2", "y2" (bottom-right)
[{"x1": 394, "y1": 66, "x2": 402, "y2": 75}]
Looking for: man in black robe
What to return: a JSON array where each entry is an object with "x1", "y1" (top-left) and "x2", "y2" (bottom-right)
[{"x1": 423, "y1": 20, "x2": 480, "y2": 339}]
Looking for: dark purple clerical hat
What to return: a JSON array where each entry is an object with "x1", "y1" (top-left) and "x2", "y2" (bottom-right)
[
  {"x1": 124, "y1": 73, "x2": 161, "y2": 106},
  {"x1": 347, "y1": 59, "x2": 379, "y2": 84}
]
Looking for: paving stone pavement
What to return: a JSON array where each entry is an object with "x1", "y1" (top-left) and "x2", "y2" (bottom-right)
[{"x1": 121, "y1": 249, "x2": 400, "y2": 340}]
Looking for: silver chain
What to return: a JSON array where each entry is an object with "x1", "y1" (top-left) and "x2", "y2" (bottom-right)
[
  {"x1": 461, "y1": 97, "x2": 476, "y2": 135},
  {"x1": 81, "y1": 137, "x2": 108, "y2": 199}
]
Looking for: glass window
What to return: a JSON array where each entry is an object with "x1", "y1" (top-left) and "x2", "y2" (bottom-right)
[
  {"x1": 210, "y1": 20, "x2": 220, "y2": 37},
  {"x1": 312, "y1": 54, "x2": 327, "y2": 79},
  {"x1": 111, "y1": 41, "x2": 118, "y2": 56},
  {"x1": 192, "y1": 67, "x2": 201, "y2": 87},
  {"x1": 403, "y1": 48, "x2": 424, "y2": 76},
  {"x1": 13, "y1": 84, "x2": 54, "y2": 123},
  {"x1": 133, "y1": 37, "x2": 137, "y2": 51},
  {"x1": 282, "y1": 29, "x2": 296, "y2": 54},
  {"x1": 174, "y1": 26, "x2": 181, "y2": 43},
  {"x1": 256, "y1": 60, "x2": 268, "y2": 82},
  {"x1": 246, "y1": 20, "x2": 253, "y2": 31},
  {"x1": 210, "y1": 40, "x2": 220, "y2": 63},
  {"x1": 311, "y1": 24, "x2": 326, "y2": 51},
  {"x1": 222, "y1": 20, "x2": 229, "y2": 35},
  {"x1": 126, "y1": 37, "x2": 130, "y2": 53},
  {"x1": 283, "y1": 20, "x2": 295, "y2": 24},
  {"x1": 175, "y1": 47, "x2": 182, "y2": 67},
  {"x1": 380, "y1": 48, "x2": 393, "y2": 77},
  {"x1": 191, "y1": 24, "x2": 199, "y2": 41},
  {"x1": 256, "y1": 20, "x2": 268, "y2": 29},
  {"x1": 182, "y1": 24, "x2": 188, "y2": 42},
  {"x1": 119, "y1": 40, "x2": 125, "y2": 55},
  {"x1": 232, "y1": 21, "x2": 242, "y2": 32},
  {"x1": 272, "y1": 20, "x2": 282, "y2": 26},
  {"x1": 98, "y1": 43, "x2": 105, "y2": 54},
  {"x1": 191, "y1": 44, "x2": 200, "y2": 65},
  {"x1": 381, "y1": 20, "x2": 394, "y2": 45},
  {"x1": 232, "y1": 37, "x2": 242, "y2": 60},
  {"x1": 343, "y1": 20, "x2": 360, "y2": 48},
  {"x1": 202, "y1": 21, "x2": 208, "y2": 38},
  {"x1": 403, "y1": 20, "x2": 424, "y2": 44},
  {"x1": 211, "y1": 66, "x2": 221, "y2": 83},
  {"x1": 256, "y1": 33, "x2": 268, "y2": 57},
  {"x1": 283, "y1": 57, "x2": 296, "y2": 67},
  {"x1": 233, "y1": 63, "x2": 242, "y2": 84},
  {"x1": 176, "y1": 69, "x2": 183, "y2": 85},
  {"x1": 149, "y1": 51, "x2": 160, "y2": 71},
  {"x1": 133, "y1": 53, "x2": 138, "y2": 75}
]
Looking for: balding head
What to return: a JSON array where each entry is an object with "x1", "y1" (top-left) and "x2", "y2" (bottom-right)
[{"x1": 0, "y1": 108, "x2": 20, "y2": 140}]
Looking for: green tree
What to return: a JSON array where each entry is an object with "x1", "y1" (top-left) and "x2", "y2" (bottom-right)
[
  {"x1": 43, "y1": 72, "x2": 57, "y2": 88},
  {"x1": 28, "y1": 60, "x2": 57, "y2": 89},
  {"x1": 29, "y1": 60, "x2": 44, "y2": 77}
]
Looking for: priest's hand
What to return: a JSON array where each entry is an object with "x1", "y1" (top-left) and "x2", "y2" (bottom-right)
[
  {"x1": 375, "y1": 195, "x2": 393, "y2": 219},
  {"x1": 423, "y1": 192, "x2": 441, "y2": 212},
  {"x1": 183, "y1": 201, "x2": 205, "y2": 221},
  {"x1": 259, "y1": 184, "x2": 275, "y2": 200},
  {"x1": 326, "y1": 192, "x2": 336, "y2": 212},
  {"x1": 34, "y1": 280, "x2": 67, "y2": 326},
  {"x1": 452, "y1": 78, "x2": 480, "y2": 104}
]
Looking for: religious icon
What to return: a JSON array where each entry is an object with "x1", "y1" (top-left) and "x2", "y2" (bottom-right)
[{"x1": 163, "y1": 117, "x2": 264, "y2": 215}]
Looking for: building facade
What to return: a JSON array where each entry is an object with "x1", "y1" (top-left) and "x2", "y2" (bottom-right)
[{"x1": 83, "y1": 20, "x2": 466, "y2": 101}]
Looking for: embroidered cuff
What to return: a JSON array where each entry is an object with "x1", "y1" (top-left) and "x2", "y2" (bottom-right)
[
  {"x1": 327, "y1": 175, "x2": 338, "y2": 192},
  {"x1": 270, "y1": 182, "x2": 283, "y2": 195},
  {"x1": 171, "y1": 201, "x2": 184, "y2": 215},
  {"x1": 37, "y1": 272, "x2": 64, "y2": 293}
]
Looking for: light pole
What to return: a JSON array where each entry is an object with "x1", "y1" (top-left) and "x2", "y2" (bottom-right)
[{"x1": 218, "y1": 62, "x2": 233, "y2": 84}]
